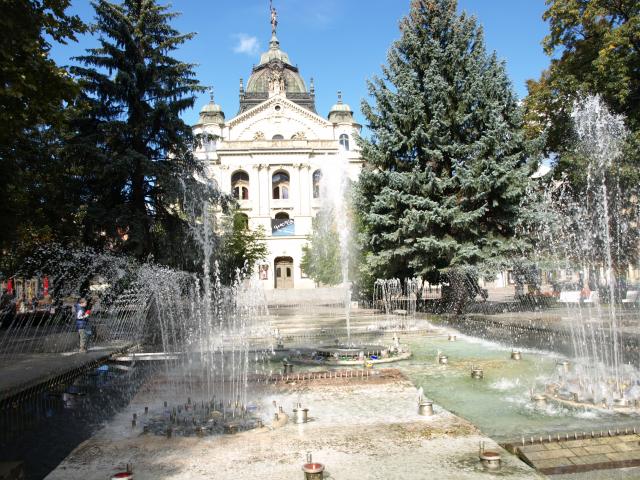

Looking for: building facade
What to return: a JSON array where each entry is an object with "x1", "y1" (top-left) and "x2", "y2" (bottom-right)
[{"x1": 193, "y1": 28, "x2": 362, "y2": 290}]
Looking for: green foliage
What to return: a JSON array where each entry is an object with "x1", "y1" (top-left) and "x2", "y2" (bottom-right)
[
  {"x1": 301, "y1": 208, "x2": 342, "y2": 286},
  {"x1": 217, "y1": 212, "x2": 267, "y2": 285},
  {"x1": 68, "y1": 0, "x2": 208, "y2": 265},
  {"x1": 524, "y1": 0, "x2": 640, "y2": 274},
  {"x1": 355, "y1": 0, "x2": 535, "y2": 287},
  {"x1": 0, "y1": 0, "x2": 86, "y2": 273},
  {"x1": 525, "y1": 0, "x2": 640, "y2": 151}
]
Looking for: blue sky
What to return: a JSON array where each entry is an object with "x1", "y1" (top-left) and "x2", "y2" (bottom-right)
[{"x1": 51, "y1": 0, "x2": 551, "y2": 127}]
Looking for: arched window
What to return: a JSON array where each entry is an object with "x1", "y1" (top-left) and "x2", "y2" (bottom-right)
[
  {"x1": 234, "y1": 212, "x2": 249, "y2": 230},
  {"x1": 272, "y1": 171, "x2": 290, "y2": 199},
  {"x1": 231, "y1": 170, "x2": 249, "y2": 200},
  {"x1": 339, "y1": 133, "x2": 350, "y2": 151},
  {"x1": 312, "y1": 169, "x2": 322, "y2": 199},
  {"x1": 272, "y1": 134, "x2": 284, "y2": 140},
  {"x1": 274, "y1": 211, "x2": 289, "y2": 220}
]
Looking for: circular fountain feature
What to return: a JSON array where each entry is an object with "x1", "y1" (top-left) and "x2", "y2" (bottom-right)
[
  {"x1": 510, "y1": 351, "x2": 522, "y2": 361},
  {"x1": 288, "y1": 341, "x2": 410, "y2": 366},
  {"x1": 144, "y1": 399, "x2": 263, "y2": 437}
]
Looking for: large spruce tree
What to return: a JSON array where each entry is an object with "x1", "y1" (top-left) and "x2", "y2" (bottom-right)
[
  {"x1": 70, "y1": 0, "x2": 206, "y2": 264},
  {"x1": 356, "y1": 0, "x2": 535, "y2": 287}
]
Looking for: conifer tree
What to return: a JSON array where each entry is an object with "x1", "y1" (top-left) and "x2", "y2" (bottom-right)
[
  {"x1": 355, "y1": 0, "x2": 535, "y2": 289},
  {"x1": 70, "y1": 0, "x2": 207, "y2": 264}
]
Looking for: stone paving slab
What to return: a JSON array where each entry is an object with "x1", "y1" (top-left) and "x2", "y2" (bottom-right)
[{"x1": 513, "y1": 434, "x2": 640, "y2": 475}]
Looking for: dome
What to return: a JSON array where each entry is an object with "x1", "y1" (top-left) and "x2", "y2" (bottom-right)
[
  {"x1": 245, "y1": 34, "x2": 307, "y2": 95},
  {"x1": 200, "y1": 102, "x2": 223, "y2": 114},
  {"x1": 257, "y1": 33, "x2": 292, "y2": 66},
  {"x1": 198, "y1": 90, "x2": 225, "y2": 125},
  {"x1": 328, "y1": 91, "x2": 354, "y2": 122},
  {"x1": 238, "y1": 14, "x2": 316, "y2": 113}
]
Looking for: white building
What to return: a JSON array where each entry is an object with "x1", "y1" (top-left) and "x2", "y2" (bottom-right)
[{"x1": 193, "y1": 26, "x2": 362, "y2": 290}]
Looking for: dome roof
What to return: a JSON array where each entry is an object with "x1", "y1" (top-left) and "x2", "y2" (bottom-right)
[
  {"x1": 200, "y1": 101, "x2": 223, "y2": 114},
  {"x1": 328, "y1": 91, "x2": 354, "y2": 122},
  {"x1": 257, "y1": 33, "x2": 292, "y2": 66},
  {"x1": 198, "y1": 90, "x2": 225, "y2": 124},
  {"x1": 245, "y1": 34, "x2": 307, "y2": 95},
  {"x1": 238, "y1": 14, "x2": 316, "y2": 113}
]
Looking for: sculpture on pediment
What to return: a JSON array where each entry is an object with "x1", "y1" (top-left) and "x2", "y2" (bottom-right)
[
  {"x1": 253, "y1": 131, "x2": 265, "y2": 140},
  {"x1": 291, "y1": 131, "x2": 307, "y2": 140}
]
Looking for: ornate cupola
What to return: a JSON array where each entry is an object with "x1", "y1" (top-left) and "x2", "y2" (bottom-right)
[
  {"x1": 239, "y1": 3, "x2": 316, "y2": 113},
  {"x1": 328, "y1": 91, "x2": 354, "y2": 123},
  {"x1": 199, "y1": 89, "x2": 225, "y2": 126}
]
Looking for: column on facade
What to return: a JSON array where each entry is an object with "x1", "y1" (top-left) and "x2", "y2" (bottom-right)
[
  {"x1": 300, "y1": 163, "x2": 311, "y2": 216},
  {"x1": 292, "y1": 163, "x2": 302, "y2": 216},
  {"x1": 251, "y1": 163, "x2": 262, "y2": 217},
  {"x1": 259, "y1": 163, "x2": 270, "y2": 218},
  {"x1": 218, "y1": 164, "x2": 230, "y2": 197}
]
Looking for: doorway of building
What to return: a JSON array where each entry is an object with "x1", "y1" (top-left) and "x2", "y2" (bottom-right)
[{"x1": 274, "y1": 257, "x2": 294, "y2": 289}]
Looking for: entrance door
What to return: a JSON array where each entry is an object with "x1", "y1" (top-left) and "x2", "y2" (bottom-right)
[{"x1": 274, "y1": 257, "x2": 294, "y2": 289}]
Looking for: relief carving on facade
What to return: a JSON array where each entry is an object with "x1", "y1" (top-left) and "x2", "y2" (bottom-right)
[
  {"x1": 291, "y1": 130, "x2": 307, "y2": 140},
  {"x1": 253, "y1": 131, "x2": 265, "y2": 140}
]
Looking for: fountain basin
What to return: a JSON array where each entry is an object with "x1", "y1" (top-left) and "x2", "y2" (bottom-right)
[{"x1": 288, "y1": 345, "x2": 411, "y2": 366}]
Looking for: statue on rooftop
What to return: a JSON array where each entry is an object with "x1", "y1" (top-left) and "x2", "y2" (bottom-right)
[{"x1": 270, "y1": 0, "x2": 278, "y2": 35}]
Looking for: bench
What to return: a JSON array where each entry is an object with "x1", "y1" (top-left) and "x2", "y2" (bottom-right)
[
  {"x1": 559, "y1": 291, "x2": 581, "y2": 303},
  {"x1": 583, "y1": 291, "x2": 599, "y2": 305},
  {"x1": 622, "y1": 290, "x2": 639, "y2": 304}
]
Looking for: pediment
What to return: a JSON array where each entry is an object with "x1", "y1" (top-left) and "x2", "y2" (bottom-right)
[{"x1": 227, "y1": 94, "x2": 332, "y2": 130}]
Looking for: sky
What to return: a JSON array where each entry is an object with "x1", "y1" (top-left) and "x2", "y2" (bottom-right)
[{"x1": 50, "y1": 0, "x2": 552, "y2": 127}]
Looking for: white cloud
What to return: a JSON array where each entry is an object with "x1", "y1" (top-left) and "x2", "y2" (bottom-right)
[{"x1": 233, "y1": 34, "x2": 260, "y2": 56}]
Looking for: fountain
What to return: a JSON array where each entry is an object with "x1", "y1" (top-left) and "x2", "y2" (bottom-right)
[
  {"x1": 373, "y1": 277, "x2": 421, "y2": 329},
  {"x1": 290, "y1": 148, "x2": 412, "y2": 366},
  {"x1": 529, "y1": 95, "x2": 640, "y2": 413}
]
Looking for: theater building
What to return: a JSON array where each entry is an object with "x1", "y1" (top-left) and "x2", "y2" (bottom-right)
[{"x1": 193, "y1": 22, "x2": 362, "y2": 290}]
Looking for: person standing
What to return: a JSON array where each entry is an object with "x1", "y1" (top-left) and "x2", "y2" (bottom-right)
[{"x1": 76, "y1": 298, "x2": 89, "y2": 353}]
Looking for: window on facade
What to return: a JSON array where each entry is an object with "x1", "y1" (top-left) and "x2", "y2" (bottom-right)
[
  {"x1": 312, "y1": 169, "x2": 322, "y2": 199},
  {"x1": 231, "y1": 170, "x2": 249, "y2": 200},
  {"x1": 339, "y1": 133, "x2": 350, "y2": 151},
  {"x1": 272, "y1": 134, "x2": 284, "y2": 140},
  {"x1": 274, "y1": 211, "x2": 289, "y2": 220},
  {"x1": 272, "y1": 171, "x2": 290, "y2": 199}
]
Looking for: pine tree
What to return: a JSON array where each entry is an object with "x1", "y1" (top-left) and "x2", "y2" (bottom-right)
[
  {"x1": 355, "y1": 0, "x2": 535, "y2": 290},
  {"x1": 70, "y1": 0, "x2": 207, "y2": 263}
]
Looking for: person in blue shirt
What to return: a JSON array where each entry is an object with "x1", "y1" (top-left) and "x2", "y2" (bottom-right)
[{"x1": 75, "y1": 298, "x2": 89, "y2": 353}]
